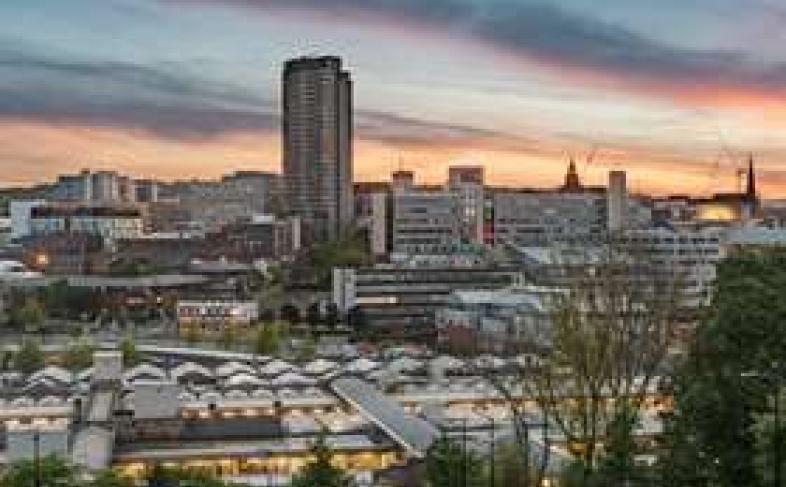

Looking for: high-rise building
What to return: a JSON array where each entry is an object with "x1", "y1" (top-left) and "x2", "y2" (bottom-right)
[
  {"x1": 282, "y1": 56, "x2": 353, "y2": 242},
  {"x1": 447, "y1": 166, "x2": 485, "y2": 245},
  {"x1": 607, "y1": 170, "x2": 628, "y2": 232}
]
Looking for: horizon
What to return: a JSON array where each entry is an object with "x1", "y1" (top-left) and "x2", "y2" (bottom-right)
[{"x1": 1, "y1": 0, "x2": 784, "y2": 197}]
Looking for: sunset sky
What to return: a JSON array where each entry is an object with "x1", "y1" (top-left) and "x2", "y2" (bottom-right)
[{"x1": 1, "y1": 0, "x2": 785, "y2": 197}]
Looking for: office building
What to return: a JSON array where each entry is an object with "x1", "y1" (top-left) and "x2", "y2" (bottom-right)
[
  {"x1": 282, "y1": 56, "x2": 353, "y2": 242},
  {"x1": 51, "y1": 170, "x2": 93, "y2": 201},
  {"x1": 607, "y1": 170, "x2": 628, "y2": 232}
]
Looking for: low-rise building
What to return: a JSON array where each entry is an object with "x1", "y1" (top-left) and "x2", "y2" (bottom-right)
[
  {"x1": 436, "y1": 283, "x2": 555, "y2": 354},
  {"x1": 176, "y1": 300, "x2": 259, "y2": 338},
  {"x1": 29, "y1": 205, "x2": 144, "y2": 241}
]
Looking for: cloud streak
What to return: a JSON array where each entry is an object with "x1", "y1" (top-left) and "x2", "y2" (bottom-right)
[
  {"x1": 169, "y1": 0, "x2": 786, "y2": 101},
  {"x1": 0, "y1": 41, "x2": 536, "y2": 149}
]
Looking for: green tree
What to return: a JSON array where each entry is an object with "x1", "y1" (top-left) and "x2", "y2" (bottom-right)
[
  {"x1": 0, "y1": 456, "x2": 77, "y2": 487},
  {"x1": 120, "y1": 335, "x2": 141, "y2": 367},
  {"x1": 183, "y1": 326, "x2": 202, "y2": 346},
  {"x1": 425, "y1": 436, "x2": 486, "y2": 487},
  {"x1": 253, "y1": 323, "x2": 280, "y2": 356},
  {"x1": 659, "y1": 248, "x2": 786, "y2": 486},
  {"x1": 751, "y1": 387, "x2": 786, "y2": 487},
  {"x1": 14, "y1": 338, "x2": 44, "y2": 374},
  {"x1": 9, "y1": 296, "x2": 45, "y2": 330},
  {"x1": 297, "y1": 334, "x2": 317, "y2": 361},
  {"x1": 87, "y1": 469, "x2": 135, "y2": 487},
  {"x1": 62, "y1": 339, "x2": 94, "y2": 371},
  {"x1": 219, "y1": 326, "x2": 236, "y2": 350},
  {"x1": 290, "y1": 432, "x2": 356, "y2": 487}
]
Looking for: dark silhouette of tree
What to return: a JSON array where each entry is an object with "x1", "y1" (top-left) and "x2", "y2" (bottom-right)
[{"x1": 290, "y1": 432, "x2": 356, "y2": 487}]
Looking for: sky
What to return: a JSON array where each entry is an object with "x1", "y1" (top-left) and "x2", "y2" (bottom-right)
[{"x1": 0, "y1": 0, "x2": 785, "y2": 197}]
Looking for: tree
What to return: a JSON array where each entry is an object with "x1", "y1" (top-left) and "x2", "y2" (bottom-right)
[
  {"x1": 62, "y1": 339, "x2": 94, "y2": 371},
  {"x1": 306, "y1": 302, "x2": 322, "y2": 328},
  {"x1": 183, "y1": 326, "x2": 202, "y2": 345},
  {"x1": 346, "y1": 306, "x2": 368, "y2": 334},
  {"x1": 9, "y1": 296, "x2": 45, "y2": 330},
  {"x1": 219, "y1": 326, "x2": 236, "y2": 350},
  {"x1": 120, "y1": 335, "x2": 141, "y2": 367},
  {"x1": 488, "y1": 238, "x2": 683, "y2": 485},
  {"x1": 253, "y1": 323, "x2": 280, "y2": 356},
  {"x1": 324, "y1": 302, "x2": 341, "y2": 329},
  {"x1": 87, "y1": 469, "x2": 135, "y2": 487},
  {"x1": 14, "y1": 338, "x2": 44, "y2": 374},
  {"x1": 297, "y1": 334, "x2": 317, "y2": 361},
  {"x1": 658, "y1": 248, "x2": 786, "y2": 486},
  {"x1": 750, "y1": 386, "x2": 786, "y2": 487},
  {"x1": 0, "y1": 456, "x2": 77, "y2": 487},
  {"x1": 290, "y1": 432, "x2": 356, "y2": 487},
  {"x1": 280, "y1": 304, "x2": 300, "y2": 325},
  {"x1": 424, "y1": 436, "x2": 486, "y2": 487}
]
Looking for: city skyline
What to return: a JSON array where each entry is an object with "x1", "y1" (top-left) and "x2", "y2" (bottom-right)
[{"x1": 1, "y1": 0, "x2": 785, "y2": 197}]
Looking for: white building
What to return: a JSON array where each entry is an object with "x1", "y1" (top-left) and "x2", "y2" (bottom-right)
[
  {"x1": 9, "y1": 200, "x2": 46, "y2": 240},
  {"x1": 29, "y1": 205, "x2": 144, "y2": 241}
]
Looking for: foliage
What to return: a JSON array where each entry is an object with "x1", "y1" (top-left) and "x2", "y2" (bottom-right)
[
  {"x1": 108, "y1": 261, "x2": 158, "y2": 276},
  {"x1": 0, "y1": 456, "x2": 78, "y2": 487},
  {"x1": 253, "y1": 322, "x2": 281, "y2": 356},
  {"x1": 8, "y1": 296, "x2": 45, "y2": 329},
  {"x1": 324, "y1": 302, "x2": 340, "y2": 329},
  {"x1": 306, "y1": 302, "x2": 321, "y2": 328},
  {"x1": 40, "y1": 281, "x2": 98, "y2": 320},
  {"x1": 119, "y1": 335, "x2": 141, "y2": 367},
  {"x1": 14, "y1": 338, "x2": 44, "y2": 374},
  {"x1": 290, "y1": 432, "x2": 356, "y2": 487},
  {"x1": 62, "y1": 339, "x2": 94, "y2": 371},
  {"x1": 219, "y1": 326, "x2": 236, "y2": 350},
  {"x1": 424, "y1": 436, "x2": 487, "y2": 487},
  {"x1": 750, "y1": 387, "x2": 786, "y2": 487},
  {"x1": 346, "y1": 306, "x2": 368, "y2": 333},
  {"x1": 658, "y1": 248, "x2": 786, "y2": 486},
  {"x1": 305, "y1": 231, "x2": 370, "y2": 289},
  {"x1": 183, "y1": 326, "x2": 202, "y2": 345},
  {"x1": 280, "y1": 304, "x2": 301, "y2": 325},
  {"x1": 487, "y1": 239, "x2": 683, "y2": 485},
  {"x1": 297, "y1": 334, "x2": 317, "y2": 361},
  {"x1": 86, "y1": 469, "x2": 135, "y2": 487}
]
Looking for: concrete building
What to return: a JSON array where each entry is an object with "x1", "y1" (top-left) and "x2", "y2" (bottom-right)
[
  {"x1": 447, "y1": 166, "x2": 485, "y2": 245},
  {"x1": 9, "y1": 200, "x2": 46, "y2": 240},
  {"x1": 28, "y1": 205, "x2": 144, "y2": 241},
  {"x1": 134, "y1": 179, "x2": 159, "y2": 204},
  {"x1": 489, "y1": 190, "x2": 607, "y2": 247},
  {"x1": 436, "y1": 282, "x2": 554, "y2": 354},
  {"x1": 51, "y1": 170, "x2": 93, "y2": 201},
  {"x1": 282, "y1": 56, "x2": 353, "y2": 243},
  {"x1": 332, "y1": 264, "x2": 516, "y2": 331},
  {"x1": 91, "y1": 171, "x2": 120, "y2": 203},
  {"x1": 391, "y1": 188, "x2": 462, "y2": 255},
  {"x1": 607, "y1": 170, "x2": 628, "y2": 232}
]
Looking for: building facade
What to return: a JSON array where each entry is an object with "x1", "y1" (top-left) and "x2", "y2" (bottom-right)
[{"x1": 282, "y1": 56, "x2": 353, "y2": 243}]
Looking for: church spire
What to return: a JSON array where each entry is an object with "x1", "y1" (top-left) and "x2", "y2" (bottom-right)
[
  {"x1": 746, "y1": 153, "x2": 756, "y2": 198},
  {"x1": 563, "y1": 157, "x2": 581, "y2": 192}
]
